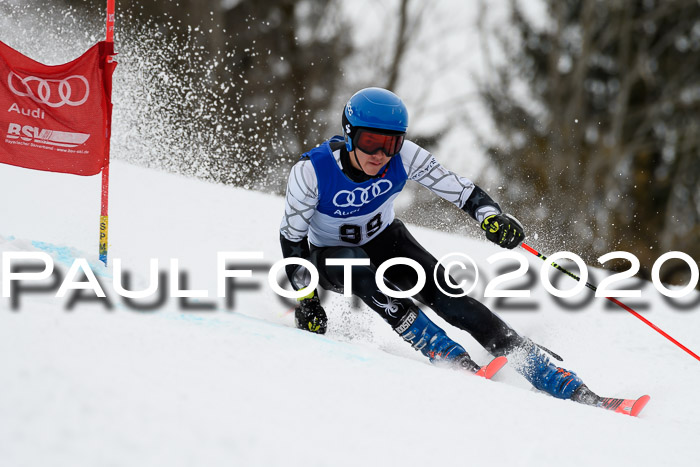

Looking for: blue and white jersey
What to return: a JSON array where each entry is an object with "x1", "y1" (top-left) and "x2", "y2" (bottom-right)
[
  {"x1": 280, "y1": 137, "x2": 499, "y2": 247},
  {"x1": 306, "y1": 137, "x2": 407, "y2": 246}
]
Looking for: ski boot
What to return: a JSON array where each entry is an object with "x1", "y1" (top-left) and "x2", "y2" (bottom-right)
[
  {"x1": 394, "y1": 307, "x2": 480, "y2": 372},
  {"x1": 570, "y1": 384, "x2": 602, "y2": 405},
  {"x1": 516, "y1": 344, "x2": 583, "y2": 399}
]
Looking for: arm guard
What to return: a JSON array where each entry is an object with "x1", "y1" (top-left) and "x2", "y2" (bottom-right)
[
  {"x1": 461, "y1": 185, "x2": 501, "y2": 222},
  {"x1": 280, "y1": 233, "x2": 312, "y2": 291}
]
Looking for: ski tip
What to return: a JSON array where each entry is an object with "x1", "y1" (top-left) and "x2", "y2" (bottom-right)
[
  {"x1": 475, "y1": 356, "x2": 508, "y2": 379},
  {"x1": 630, "y1": 395, "x2": 651, "y2": 417}
]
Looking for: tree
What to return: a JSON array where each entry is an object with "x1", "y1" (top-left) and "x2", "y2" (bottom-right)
[
  {"x1": 477, "y1": 0, "x2": 700, "y2": 284},
  {"x1": 60, "y1": 0, "x2": 353, "y2": 192}
]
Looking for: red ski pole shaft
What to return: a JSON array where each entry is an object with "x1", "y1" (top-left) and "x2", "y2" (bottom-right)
[{"x1": 520, "y1": 242, "x2": 700, "y2": 363}]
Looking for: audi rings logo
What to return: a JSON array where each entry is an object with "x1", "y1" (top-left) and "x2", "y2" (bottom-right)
[
  {"x1": 8, "y1": 72, "x2": 90, "y2": 108},
  {"x1": 333, "y1": 179, "x2": 393, "y2": 208}
]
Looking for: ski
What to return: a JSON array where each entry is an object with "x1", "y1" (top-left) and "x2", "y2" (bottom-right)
[
  {"x1": 596, "y1": 394, "x2": 651, "y2": 417},
  {"x1": 475, "y1": 355, "x2": 508, "y2": 380}
]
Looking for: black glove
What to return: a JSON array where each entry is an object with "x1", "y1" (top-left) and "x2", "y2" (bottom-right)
[
  {"x1": 294, "y1": 293, "x2": 327, "y2": 334},
  {"x1": 480, "y1": 213, "x2": 525, "y2": 249}
]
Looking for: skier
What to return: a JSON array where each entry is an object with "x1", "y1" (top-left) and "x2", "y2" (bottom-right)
[{"x1": 279, "y1": 87, "x2": 602, "y2": 405}]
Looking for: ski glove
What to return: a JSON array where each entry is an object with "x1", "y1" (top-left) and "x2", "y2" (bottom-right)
[
  {"x1": 481, "y1": 213, "x2": 525, "y2": 249},
  {"x1": 294, "y1": 293, "x2": 327, "y2": 334}
]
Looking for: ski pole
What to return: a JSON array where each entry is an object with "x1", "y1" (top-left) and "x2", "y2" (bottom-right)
[{"x1": 520, "y1": 242, "x2": 700, "y2": 363}]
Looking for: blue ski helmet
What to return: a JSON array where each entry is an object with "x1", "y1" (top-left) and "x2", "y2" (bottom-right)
[{"x1": 342, "y1": 87, "x2": 409, "y2": 152}]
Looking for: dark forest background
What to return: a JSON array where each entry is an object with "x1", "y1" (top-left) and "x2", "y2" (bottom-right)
[{"x1": 6, "y1": 0, "x2": 699, "y2": 285}]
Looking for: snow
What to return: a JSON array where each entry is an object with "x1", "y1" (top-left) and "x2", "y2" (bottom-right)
[
  {"x1": 1, "y1": 161, "x2": 699, "y2": 467},
  {"x1": 1, "y1": 0, "x2": 699, "y2": 464}
]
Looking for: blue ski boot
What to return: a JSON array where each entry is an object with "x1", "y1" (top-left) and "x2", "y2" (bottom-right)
[
  {"x1": 394, "y1": 307, "x2": 479, "y2": 372},
  {"x1": 515, "y1": 344, "x2": 583, "y2": 399}
]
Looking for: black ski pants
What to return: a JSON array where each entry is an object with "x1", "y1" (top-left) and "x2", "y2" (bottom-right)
[{"x1": 310, "y1": 219, "x2": 526, "y2": 355}]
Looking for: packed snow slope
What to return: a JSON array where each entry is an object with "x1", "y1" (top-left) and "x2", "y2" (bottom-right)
[{"x1": 1, "y1": 161, "x2": 699, "y2": 467}]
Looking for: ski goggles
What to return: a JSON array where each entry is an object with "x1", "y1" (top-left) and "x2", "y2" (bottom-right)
[{"x1": 353, "y1": 129, "x2": 405, "y2": 157}]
